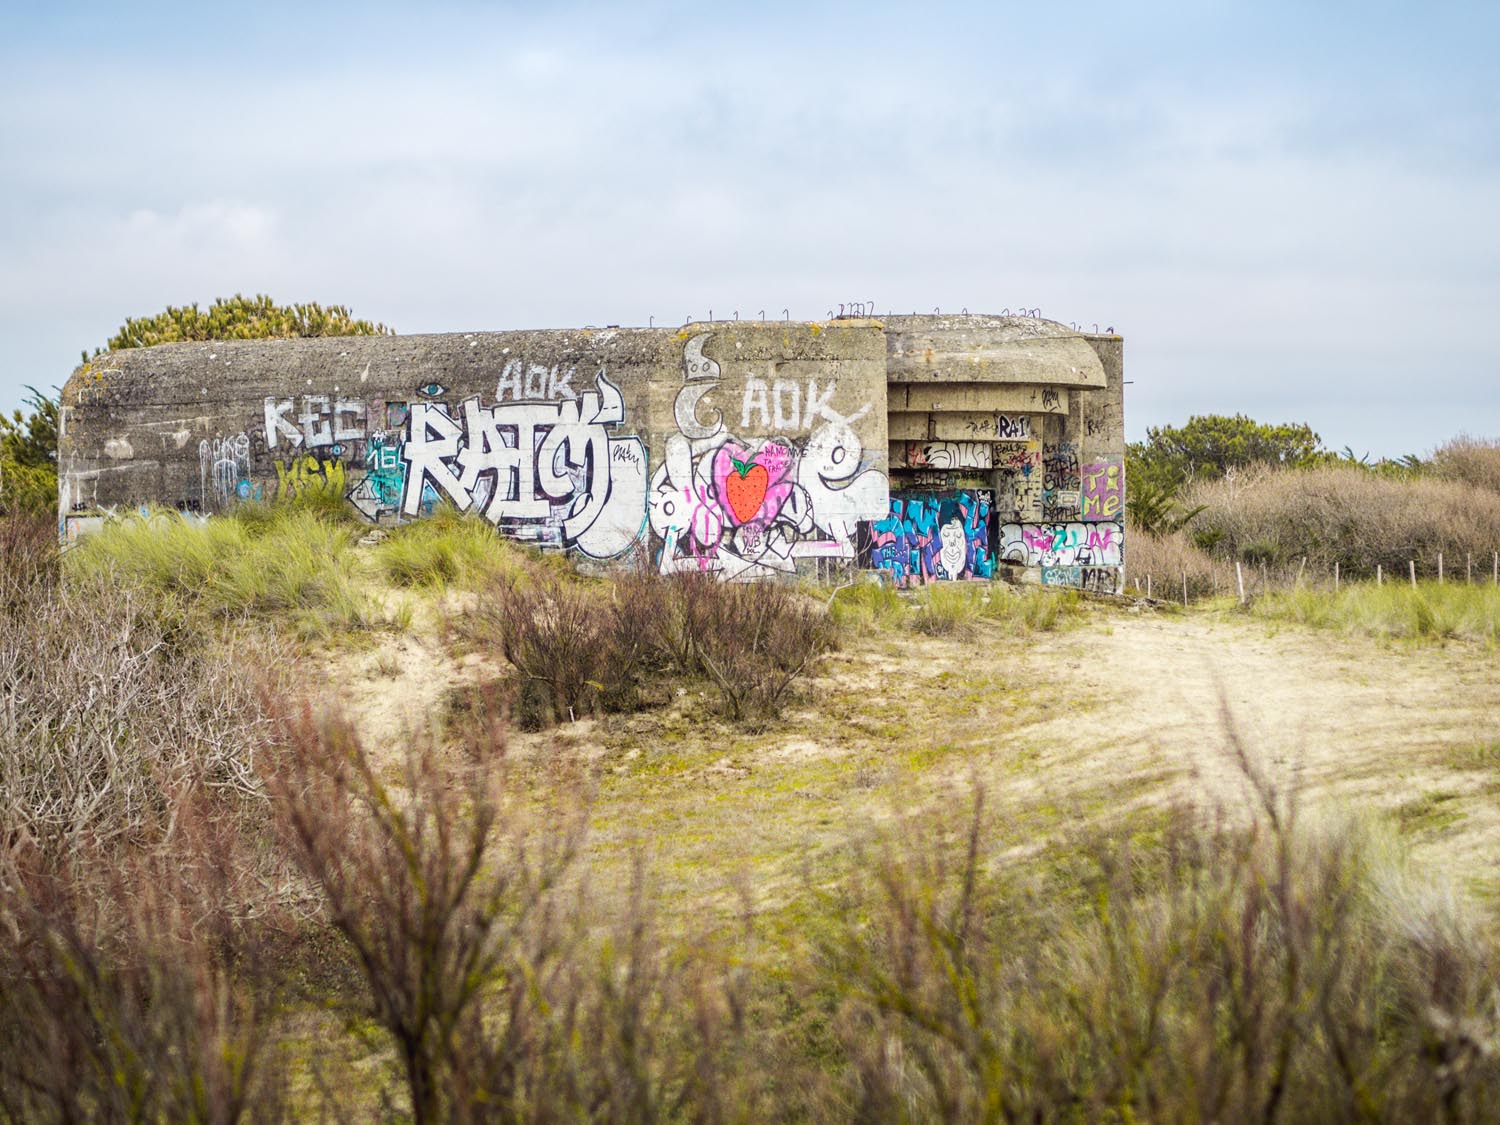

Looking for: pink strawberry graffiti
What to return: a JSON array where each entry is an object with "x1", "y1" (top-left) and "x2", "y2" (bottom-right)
[{"x1": 711, "y1": 440, "x2": 796, "y2": 528}]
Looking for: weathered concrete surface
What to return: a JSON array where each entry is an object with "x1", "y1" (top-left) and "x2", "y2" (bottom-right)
[
  {"x1": 60, "y1": 315, "x2": 1124, "y2": 587},
  {"x1": 61, "y1": 321, "x2": 890, "y2": 579},
  {"x1": 885, "y1": 315, "x2": 1108, "y2": 387}
]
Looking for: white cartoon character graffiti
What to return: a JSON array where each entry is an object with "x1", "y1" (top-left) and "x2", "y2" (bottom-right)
[{"x1": 936, "y1": 509, "x2": 968, "y2": 580}]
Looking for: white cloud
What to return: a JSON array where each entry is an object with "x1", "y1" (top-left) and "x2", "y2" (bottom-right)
[{"x1": 1, "y1": 2, "x2": 1496, "y2": 455}]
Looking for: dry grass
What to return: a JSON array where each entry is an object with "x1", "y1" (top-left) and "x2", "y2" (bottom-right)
[
  {"x1": 1186, "y1": 464, "x2": 1500, "y2": 577},
  {"x1": 1432, "y1": 434, "x2": 1500, "y2": 495},
  {"x1": 1125, "y1": 518, "x2": 1240, "y2": 600}
]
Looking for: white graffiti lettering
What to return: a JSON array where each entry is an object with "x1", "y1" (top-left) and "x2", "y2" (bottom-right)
[{"x1": 400, "y1": 369, "x2": 645, "y2": 558}]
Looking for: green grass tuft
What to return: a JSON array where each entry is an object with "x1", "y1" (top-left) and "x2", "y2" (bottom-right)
[
  {"x1": 371, "y1": 508, "x2": 523, "y2": 589},
  {"x1": 827, "y1": 581, "x2": 906, "y2": 635},
  {"x1": 1251, "y1": 581, "x2": 1500, "y2": 644},
  {"x1": 67, "y1": 506, "x2": 384, "y2": 635}
]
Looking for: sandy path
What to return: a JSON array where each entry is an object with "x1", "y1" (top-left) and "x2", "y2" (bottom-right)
[{"x1": 1005, "y1": 609, "x2": 1500, "y2": 886}]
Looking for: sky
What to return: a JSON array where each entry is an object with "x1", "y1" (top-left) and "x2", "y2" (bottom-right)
[{"x1": 2, "y1": 0, "x2": 1496, "y2": 457}]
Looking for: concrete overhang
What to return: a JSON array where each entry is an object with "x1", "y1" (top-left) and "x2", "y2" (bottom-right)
[{"x1": 884, "y1": 315, "x2": 1108, "y2": 389}]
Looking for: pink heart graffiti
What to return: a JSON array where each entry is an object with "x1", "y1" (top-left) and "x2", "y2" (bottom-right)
[{"x1": 711, "y1": 440, "x2": 796, "y2": 527}]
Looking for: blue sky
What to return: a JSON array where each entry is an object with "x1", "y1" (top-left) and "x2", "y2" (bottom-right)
[{"x1": 2, "y1": 0, "x2": 1496, "y2": 456}]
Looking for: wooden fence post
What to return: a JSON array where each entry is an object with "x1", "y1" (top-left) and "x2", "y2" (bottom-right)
[
  {"x1": 1377, "y1": 564, "x2": 1383, "y2": 587},
  {"x1": 1182, "y1": 570, "x2": 1188, "y2": 606},
  {"x1": 1334, "y1": 561, "x2": 1340, "y2": 591},
  {"x1": 1438, "y1": 552, "x2": 1444, "y2": 584},
  {"x1": 1236, "y1": 560, "x2": 1246, "y2": 603},
  {"x1": 1410, "y1": 560, "x2": 1417, "y2": 587}
]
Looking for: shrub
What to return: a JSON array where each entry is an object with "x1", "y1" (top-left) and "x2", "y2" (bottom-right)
[
  {"x1": 1123, "y1": 519, "x2": 1238, "y2": 601},
  {"x1": 264, "y1": 706, "x2": 764, "y2": 1120},
  {"x1": 610, "y1": 563, "x2": 721, "y2": 674},
  {"x1": 1432, "y1": 434, "x2": 1500, "y2": 495},
  {"x1": 0, "y1": 507, "x2": 57, "y2": 609},
  {"x1": 471, "y1": 563, "x2": 838, "y2": 726},
  {"x1": 265, "y1": 705, "x2": 585, "y2": 1124},
  {"x1": 0, "y1": 569, "x2": 270, "y2": 852},
  {"x1": 1185, "y1": 464, "x2": 1500, "y2": 577},
  {"x1": 0, "y1": 811, "x2": 285, "y2": 1122},
  {"x1": 465, "y1": 571, "x2": 635, "y2": 726},
  {"x1": 691, "y1": 580, "x2": 838, "y2": 723},
  {"x1": 822, "y1": 763, "x2": 1500, "y2": 1121}
]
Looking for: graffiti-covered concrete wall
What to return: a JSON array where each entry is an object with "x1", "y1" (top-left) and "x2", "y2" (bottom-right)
[
  {"x1": 876, "y1": 316, "x2": 1125, "y2": 593},
  {"x1": 59, "y1": 314, "x2": 1124, "y2": 587}
]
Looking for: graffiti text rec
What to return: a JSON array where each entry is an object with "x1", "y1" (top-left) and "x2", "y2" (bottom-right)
[{"x1": 400, "y1": 370, "x2": 647, "y2": 559}]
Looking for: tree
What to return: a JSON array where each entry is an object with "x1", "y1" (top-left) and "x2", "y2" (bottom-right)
[
  {"x1": 0, "y1": 386, "x2": 56, "y2": 470},
  {"x1": 87, "y1": 293, "x2": 391, "y2": 359},
  {"x1": 1130, "y1": 414, "x2": 1324, "y2": 484},
  {"x1": 0, "y1": 387, "x2": 58, "y2": 516},
  {"x1": 1125, "y1": 414, "x2": 1324, "y2": 534}
]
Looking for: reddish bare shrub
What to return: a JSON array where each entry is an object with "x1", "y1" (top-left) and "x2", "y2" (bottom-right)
[
  {"x1": 264, "y1": 706, "x2": 586, "y2": 1123},
  {"x1": 468, "y1": 561, "x2": 836, "y2": 727},
  {"x1": 612, "y1": 562, "x2": 837, "y2": 722},
  {"x1": 691, "y1": 580, "x2": 837, "y2": 723},
  {"x1": 0, "y1": 796, "x2": 286, "y2": 1121},
  {"x1": 611, "y1": 563, "x2": 720, "y2": 675},
  {"x1": 463, "y1": 570, "x2": 638, "y2": 726},
  {"x1": 0, "y1": 508, "x2": 55, "y2": 609}
]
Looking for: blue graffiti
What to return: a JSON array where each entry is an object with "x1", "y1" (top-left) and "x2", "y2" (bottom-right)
[{"x1": 867, "y1": 490, "x2": 993, "y2": 583}]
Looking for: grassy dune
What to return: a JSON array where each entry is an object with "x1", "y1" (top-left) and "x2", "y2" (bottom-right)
[{"x1": 5, "y1": 505, "x2": 1500, "y2": 1119}]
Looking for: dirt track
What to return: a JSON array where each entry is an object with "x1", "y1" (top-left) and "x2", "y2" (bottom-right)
[
  {"x1": 1009, "y1": 608, "x2": 1500, "y2": 890},
  {"x1": 325, "y1": 591, "x2": 1500, "y2": 907}
]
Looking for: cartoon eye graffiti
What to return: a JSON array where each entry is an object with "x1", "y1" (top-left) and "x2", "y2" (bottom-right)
[{"x1": 416, "y1": 381, "x2": 449, "y2": 398}]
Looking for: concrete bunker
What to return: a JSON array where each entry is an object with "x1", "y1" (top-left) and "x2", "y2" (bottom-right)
[{"x1": 58, "y1": 314, "x2": 1125, "y2": 591}]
